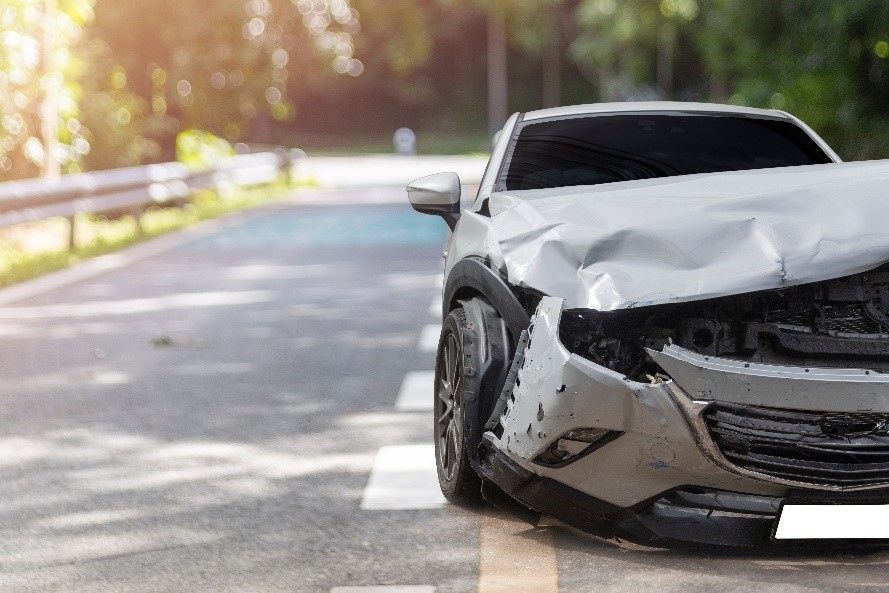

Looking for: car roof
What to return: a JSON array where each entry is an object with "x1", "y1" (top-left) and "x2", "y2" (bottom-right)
[{"x1": 522, "y1": 101, "x2": 787, "y2": 121}]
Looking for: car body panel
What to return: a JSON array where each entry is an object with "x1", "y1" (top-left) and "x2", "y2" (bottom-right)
[
  {"x1": 489, "y1": 297, "x2": 790, "y2": 508},
  {"x1": 422, "y1": 102, "x2": 889, "y2": 545},
  {"x1": 447, "y1": 102, "x2": 847, "y2": 305},
  {"x1": 650, "y1": 344, "x2": 889, "y2": 413},
  {"x1": 476, "y1": 111, "x2": 522, "y2": 200},
  {"x1": 444, "y1": 210, "x2": 504, "y2": 277},
  {"x1": 523, "y1": 101, "x2": 814, "y2": 122},
  {"x1": 486, "y1": 159, "x2": 889, "y2": 310}
]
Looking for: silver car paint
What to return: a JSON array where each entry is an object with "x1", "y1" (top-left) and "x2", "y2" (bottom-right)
[
  {"x1": 438, "y1": 103, "x2": 889, "y2": 507},
  {"x1": 487, "y1": 159, "x2": 889, "y2": 310},
  {"x1": 489, "y1": 297, "x2": 789, "y2": 506},
  {"x1": 521, "y1": 101, "x2": 813, "y2": 123},
  {"x1": 476, "y1": 112, "x2": 521, "y2": 200},
  {"x1": 649, "y1": 344, "x2": 889, "y2": 413},
  {"x1": 445, "y1": 103, "x2": 842, "y2": 298},
  {"x1": 406, "y1": 172, "x2": 462, "y2": 208},
  {"x1": 491, "y1": 298, "x2": 889, "y2": 506}
]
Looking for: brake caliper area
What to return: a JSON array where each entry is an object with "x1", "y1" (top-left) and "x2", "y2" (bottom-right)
[{"x1": 488, "y1": 297, "x2": 681, "y2": 467}]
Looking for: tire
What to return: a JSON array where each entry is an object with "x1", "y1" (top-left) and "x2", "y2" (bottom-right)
[{"x1": 434, "y1": 307, "x2": 482, "y2": 504}]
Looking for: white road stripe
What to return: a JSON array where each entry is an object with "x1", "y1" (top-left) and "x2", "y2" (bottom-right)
[
  {"x1": 330, "y1": 585, "x2": 435, "y2": 593},
  {"x1": 0, "y1": 290, "x2": 276, "y2": 319},
  {"x1": 428, "y1": 297, "x2": 440, "y2": 318},
  {"x1": 417, "y1": 324, "x2": 440, "y2": 352},
  {"x1": 360, "y1": 445, "x2": 445, "y2": 510},
  {"x1": 395, "y1": 371, "x2": 434, "y2": 412}
]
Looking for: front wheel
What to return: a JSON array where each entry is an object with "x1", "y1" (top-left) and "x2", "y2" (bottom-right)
[{"x1": 434, "y1": 307, "x2": 482, "y2": 504}]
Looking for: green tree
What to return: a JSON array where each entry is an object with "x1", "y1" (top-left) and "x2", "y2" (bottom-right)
[
  {"x1": 715, "y1": 1, "x2": 889, "y2": 158},
  {"x1": 569, "y1": 0, "x2": 889, "y2": 158},
  {"x1": 0, "y1": 0, "x2": 95, "y2": 180},
  {"x1": 571, "y1": 0, "x2": 700, "y2": 100},
  {"x1": 86, "y1": 0, "x2": 363, "y2": 159},
  {"x1": 435, "y1": 0, "x2": 569, "y2": 136}
]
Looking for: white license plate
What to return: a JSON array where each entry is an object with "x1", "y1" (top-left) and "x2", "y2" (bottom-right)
[{"x1": 775, "y1": 503, "x2": 889, "y2": 539}]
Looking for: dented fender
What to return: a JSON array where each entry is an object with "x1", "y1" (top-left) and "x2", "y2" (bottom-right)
[
  {"x1": 484, "y1": 297, "x2": 793, "y2": 508},
  {"x1": 492, "y1": 297, "x2": 681, "y2": 461}
]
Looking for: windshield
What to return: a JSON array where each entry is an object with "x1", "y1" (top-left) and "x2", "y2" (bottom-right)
[{"x1": 501, "y1": 112, "x2": 832, "y2": 191}]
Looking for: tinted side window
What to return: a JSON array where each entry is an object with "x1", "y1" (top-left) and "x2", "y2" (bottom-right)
[{"x1": 503, "y1": 114, "x2": 832, "y2": 191}]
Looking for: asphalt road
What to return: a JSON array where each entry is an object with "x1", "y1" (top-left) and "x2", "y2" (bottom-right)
[{"x1": 1, "y1": 189, "x2": 888, "y2": 593}]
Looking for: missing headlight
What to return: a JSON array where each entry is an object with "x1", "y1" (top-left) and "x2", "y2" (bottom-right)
[{"x1": 533, "y1": 428, "x2": 623, "y2": 468}]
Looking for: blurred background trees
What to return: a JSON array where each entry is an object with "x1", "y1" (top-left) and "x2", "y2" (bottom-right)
[{"x1": 2, "y1": 0, "x2": 888, "y2": 180}]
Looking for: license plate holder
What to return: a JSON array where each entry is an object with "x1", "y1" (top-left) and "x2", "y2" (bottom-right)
[{"x1": 773, "y1": 501, "x2": 889, "y2": 540}]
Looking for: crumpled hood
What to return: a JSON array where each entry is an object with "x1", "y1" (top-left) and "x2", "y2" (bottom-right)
[{"x1": 487, "y1": 160, "x2": 889, "y2": 311}]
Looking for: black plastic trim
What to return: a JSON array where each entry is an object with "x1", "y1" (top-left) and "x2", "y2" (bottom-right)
[
  {"x1": 481, "y1": 449, "x2": 624, "y2": 535},
  {"x1": 443, "y1": 258, "x2": 531, "y2": 339},
  {"x1": 409, "y1": 201, "x2": 460, "y2": 230},
  {"x1": 457, "y1": 298, "x2": 510, "y2": 473},
  {"x1": 532, "y1": 430, "x2": 625, "y2": 469},
  {"x1": 480, "y1": 449, "x2": 889, "y2": 547}
]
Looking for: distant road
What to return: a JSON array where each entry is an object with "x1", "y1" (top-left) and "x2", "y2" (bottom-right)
[
  {"x1": 291, "y1": 154, "x2": 488, "y2": 189},
  {"x1": 0, "y1": 187, "x2": 886, "y2": 592}
]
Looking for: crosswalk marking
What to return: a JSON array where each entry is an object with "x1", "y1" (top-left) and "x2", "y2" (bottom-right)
[
  {"x1": 360, "y1": 445, "x2": 445, "y2": 510},
  {"x1": 417, "y1": 324, "x2": 440, "y2": 352},
  {"x1": 395, "y1": 371, "x2": 434, "y2": 412},
  {"x1": 330, "y1": 585, "x2": 435, "y2": 593}
]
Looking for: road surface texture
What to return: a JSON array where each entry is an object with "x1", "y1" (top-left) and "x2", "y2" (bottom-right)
[{"x1": 1, "y1": 188, "x2": 888, "y2": 592}]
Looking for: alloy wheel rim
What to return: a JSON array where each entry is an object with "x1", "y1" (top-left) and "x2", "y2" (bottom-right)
[{"x1": 436, "y1": 331, "x2": 462, "y2": 481}]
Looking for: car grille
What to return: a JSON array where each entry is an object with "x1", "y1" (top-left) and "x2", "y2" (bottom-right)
[
  {"x1": 704, "y1": 402, "x2": 889, "y2": 487},
  {"x1": 819, "y1": 304, "x2": 883, "y2": 334},
  {"x1": 774, "y1": 304, "x2": 884, "y2": 335}
]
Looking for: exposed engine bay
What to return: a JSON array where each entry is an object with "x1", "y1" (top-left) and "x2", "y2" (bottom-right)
[{"x1": 559, "y1": 264, "x2": 889, "y2": 381}]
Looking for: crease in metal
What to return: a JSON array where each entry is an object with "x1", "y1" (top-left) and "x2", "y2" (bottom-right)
[{"x1": 483, "y1": 160, "x2": 889, "y2": 310}]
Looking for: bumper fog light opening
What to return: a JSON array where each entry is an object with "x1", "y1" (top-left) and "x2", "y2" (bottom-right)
[{"x1": 533, "y1": 428, "x2": 623, "y2": 468}]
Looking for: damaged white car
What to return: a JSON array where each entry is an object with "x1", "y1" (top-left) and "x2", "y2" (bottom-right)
[{"x1": 408, "y1": 102, "x2": 889, "y2": 546}]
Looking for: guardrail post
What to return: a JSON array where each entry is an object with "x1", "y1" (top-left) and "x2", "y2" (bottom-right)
[
  {"x1": 68, "y1": 215, "x2": 76, "y2": 250},
  {"x1": 131, "y1": 207, "x2": 144, "y2": 237},
  {"x1": 0, "y1": 151, "x2": 295, "y2": 247}
]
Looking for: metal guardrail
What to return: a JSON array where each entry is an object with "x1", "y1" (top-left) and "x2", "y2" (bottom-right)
[{"x1": 0, "y1": 150, "x2": 301, "y2": 248}]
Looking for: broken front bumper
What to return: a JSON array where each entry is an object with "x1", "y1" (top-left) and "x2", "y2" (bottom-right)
[{"x1": 483, "y1": 297, "x2": 889, "y2": 545}]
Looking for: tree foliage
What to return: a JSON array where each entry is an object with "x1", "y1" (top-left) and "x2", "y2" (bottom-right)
[
  {"x1": 2, "y1": 0, "x2": 889, "y2": 179},
  {"x1": 0, "y1": 0, "x2": 94, "y2": 179},
  {"x1": 571, "y1": 0, "x2": 889, "y2": 158},
  {"x1": 87, "y1": 0, "x2": 363, "y2": 160},
  {"x1": 715, "y1": 0, "x2": 889, "y2": 158},
  {"x1": 1, "y1": 0, "x2": 366, "y2": 178}
]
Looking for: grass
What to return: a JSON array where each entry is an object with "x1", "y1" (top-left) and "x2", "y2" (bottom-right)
[{"x1": 0, "y1": 181, "x2": 293, "y2": 289}]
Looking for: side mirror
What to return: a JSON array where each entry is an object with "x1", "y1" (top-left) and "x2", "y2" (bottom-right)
[{"x1": 407, "y1": 172, "x2": 461, "y2": 230}]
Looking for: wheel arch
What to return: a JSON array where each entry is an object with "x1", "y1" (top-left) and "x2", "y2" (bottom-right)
[
  {"x1": 442, "y1": 258, "x2": 532, "y2": 474},
  {"x1": 443, "y1": 257, "x2": 531, "y2": 340}
]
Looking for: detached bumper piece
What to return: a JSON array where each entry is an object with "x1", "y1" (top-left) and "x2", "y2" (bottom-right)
[
  {"x1": 705, "y1": 402, "x2": 889, "y2": 488},
  {"x1": 485, "y1": 449, "x2": 787, "y2": 547},
  {"x1": 632, "y1": 488, "x2": 781, "y2": 547},
  {"x1": 483, "y1": 449, "x2": 622, "y2": 537}
]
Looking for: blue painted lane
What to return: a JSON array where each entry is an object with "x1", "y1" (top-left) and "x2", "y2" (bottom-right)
[{"x1": 185, "y1": 204, "x2": 448, "y2": 250}]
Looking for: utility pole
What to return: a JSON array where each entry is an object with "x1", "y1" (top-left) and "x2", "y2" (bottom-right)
[
  {"x1": 487, "y1": 7, "x2": 508, "y2": 145},
  {"x1": 656, "y1": 20, "x2": 675, "y2": 100},
  {"x1": 40, "y1": 0, "x2": 60, "y2": 178},
  {"x1": 541, "y1": 11, "x2": 562, "y2": 109}
]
